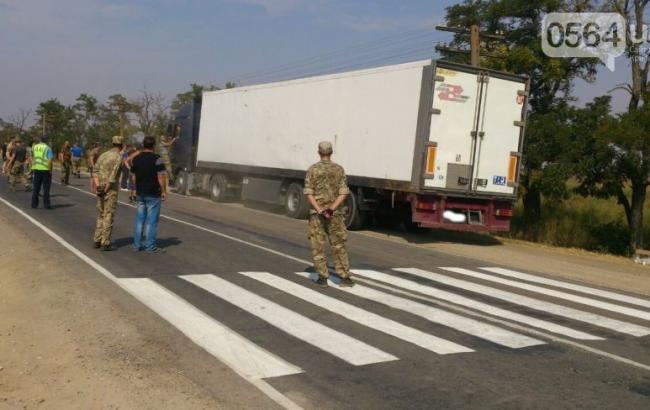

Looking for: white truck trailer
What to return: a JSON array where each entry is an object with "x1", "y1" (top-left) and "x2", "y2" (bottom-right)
[{"x1": 170, "y1": 59, "x2": 529, "y2": 232}]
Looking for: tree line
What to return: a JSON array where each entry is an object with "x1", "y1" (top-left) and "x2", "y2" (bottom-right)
[
  {"x1": 0, "y1": 82, "x2": 236, "y2": 152},
  {"x1": 442, "y1": 0, "x2": 649, "y2": 255}
]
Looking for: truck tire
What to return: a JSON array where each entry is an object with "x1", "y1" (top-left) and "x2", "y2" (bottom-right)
[
  {"x1": 285, "y1": 182, "x2": 309, "y2": 219},
  {"x1": 345, "y1": 190, "x2": 366, "y2": 230},
  {"x1": 209, "y1": 174, "x2": 228, "y2": 202},
  {"x1": 175, "y1": 170, "x2": 189, "y2": 195}
]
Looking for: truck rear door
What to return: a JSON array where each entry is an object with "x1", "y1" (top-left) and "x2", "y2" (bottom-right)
[{"x1": 422, "y1": 63, "x2": 527, "y2": 197}]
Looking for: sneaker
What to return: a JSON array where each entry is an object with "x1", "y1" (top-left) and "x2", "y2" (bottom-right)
[
  {"x1": 339, "y1": 277, "x2": 356, "y2": 287},
  {"x1": 93, "y1": 241, "x2": 102, "y2": 249},
  {"x1": 313, "y1": 277, "x2": 328, "y2": 287}
]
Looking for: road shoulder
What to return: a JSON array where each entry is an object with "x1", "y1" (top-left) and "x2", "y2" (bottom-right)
[{"x1": 0, "y1": 204, "x2": 274, "y2": 409}]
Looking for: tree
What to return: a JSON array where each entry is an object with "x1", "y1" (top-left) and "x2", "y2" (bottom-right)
[
  {"x1": 609, "y1": 0, "x2": 650, "y2": 111},
  {"x1": 35, "y1": 98, "x2": 75, "y2": 151},
  {"x1": 574, "y1": 97, "x2": 650, "y2": 252},
  {"x1": 132, "y1": 87, "x2": 168, "y2": 138},
  {"x1": 442, "y1": 0, "x2": 598, "y2": 226},
  {"x1": 72, "y1": 94, "x2": 101, "y2": 147},
  {"x1": 97, "y1": 94, "x2": 138, "y2": 144},
  {"x1": 6, "y1": 109, "x2": 31, "y2": 133},
  {"x1": 171, "y1": 83, "x2": 220, "y2": 111}
]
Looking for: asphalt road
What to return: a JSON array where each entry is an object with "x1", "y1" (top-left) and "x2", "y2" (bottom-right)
[{"x1": 1, "y1": 173, "x2": 649, "y2": 409}]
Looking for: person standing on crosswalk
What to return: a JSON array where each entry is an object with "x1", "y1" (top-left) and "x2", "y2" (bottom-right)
[
  {"x1": 304, "y1": 141, "x2": 355, "y2": 288},
  {"x1": 93, "y1": 135, "x2": 123, "y2": 251}
]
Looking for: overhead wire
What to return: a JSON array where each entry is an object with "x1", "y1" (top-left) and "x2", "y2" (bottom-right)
[
  {"x1": 233, "y1": 27, "x2": 436, "y2": 82},
  {"x1": 238, "y1": 34, "x2": 448, "y2": 85}
]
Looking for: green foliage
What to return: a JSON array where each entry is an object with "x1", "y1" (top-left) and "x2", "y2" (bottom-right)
[
  {"x1": 171, "y1": 83, "x2": 220, "y2": 111},
  {"x1": 574, "y1": 98, "x2": 650, "y2": 250}
]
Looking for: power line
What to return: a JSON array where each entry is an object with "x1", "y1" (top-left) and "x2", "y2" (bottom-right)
[
  {"x1": 241, "y1": 37, "x2": 444, "y2": 84},
  {"x1": 236, "y1": 32, "x2": 441, "y2": 84},
  {"x1": 247, "y1": 44, "x2": 438, "y2": 85},
  {"x1": 232, "y1": 27, "x2": 437, "y2": 83}
]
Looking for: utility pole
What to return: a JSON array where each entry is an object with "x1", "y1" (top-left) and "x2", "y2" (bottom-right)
[
  {"x1": 470, "y1": 25, "x2": 480, "y2": 67},
  {"x1": 435, "y1": 25, "x2": 506, "y2": 67}
]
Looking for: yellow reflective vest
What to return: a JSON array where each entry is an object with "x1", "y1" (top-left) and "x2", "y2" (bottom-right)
[{"x1": 32, "y1": 142, "x2": 51, "y2": 171}]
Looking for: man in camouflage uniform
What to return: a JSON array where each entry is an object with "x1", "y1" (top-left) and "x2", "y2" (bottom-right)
[
  {"x1": 159, "y1": 133, "x2": 177, "y2": 187},
  {"x1": 93, "y1": 136, "x2": 123, "y2": 251},
  {"x1": 7, "y1": 138, "x2": 31, "y2": 192},
  {"x1": 304, "y1": 141, "x2": 354, "y2": 287},
  {"x1": 59, "y1": 141, "x2": 72, "y2": 185}
]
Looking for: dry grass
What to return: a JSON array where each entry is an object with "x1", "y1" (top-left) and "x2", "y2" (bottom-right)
[{"x1": 505, "y1": 191, "x2": 650, "y2": 256}]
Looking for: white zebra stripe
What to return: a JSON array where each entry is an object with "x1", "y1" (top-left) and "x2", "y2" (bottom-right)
[
  {"x1": 351, "y1": 269, "x2": 603, "y2": 341},
  {"x1": 181, "y1": 274, "x2": 397, "y2": 366},
  {"x1": 240, "y1": 271, "x2": 473, "y2": 355},
  {"x1": 293, "y1": 272, "x2": 545, "y2": 349},
  {"x1": 398, "y1": 268, "x2": 650, "y2": 337},
  {"x1": 481, "y1": 267, "x2": 650, "y2": 309}
]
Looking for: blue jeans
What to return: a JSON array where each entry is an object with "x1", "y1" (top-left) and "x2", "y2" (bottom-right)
[{"x1": 133, "y1": 195, "x2": 161, "y2": 251}]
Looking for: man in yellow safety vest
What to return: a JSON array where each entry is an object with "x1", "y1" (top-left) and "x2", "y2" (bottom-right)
[{"x1": 31, "y1": 135, "x2": 54, "y2": 209}]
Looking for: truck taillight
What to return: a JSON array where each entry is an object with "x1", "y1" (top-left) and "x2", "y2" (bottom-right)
[
  {"x1": 495, "y1": 209, "x2": 513, "y2": 217},
  {"x1": 425, "y1": 144, "x2": 437, "y2": 175},
  {"x1": 507, "y1": 153, "x2": 520, "y2": 184}
]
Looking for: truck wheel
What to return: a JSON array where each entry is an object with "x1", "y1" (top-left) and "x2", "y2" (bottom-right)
[
  {"x1": 209, "y1": 174, "x2": 228, "y2": 202},
  {"x1": 345, "y1": 190, "x2": 366, "y2": 230},
  {"x1": 285, "y1": 182, "x2": 309, "y2": 219},
  {"x1": 175, "y1": 170, "x2": 189, "y2": 195}
]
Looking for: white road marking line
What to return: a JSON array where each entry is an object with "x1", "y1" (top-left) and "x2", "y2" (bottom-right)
[
  {"x1": 351, "y1": 276, "x2": 650, "y2": 374},
  {"x1": 444, "y1": 267, "x2": 650, "y2": 321},
  {"x1": 61, "y1": 183, "x2": 313, "y2": 266},
  {"x1": 36, "y1": 184, "x2": 650, "y2": 373},
  {"x1": 398, "y1": 268, "x2": 650, "y2": 337},
  {"x1": 120, "y1": 278, "x2": 303, "y2": 378},
  {"x1": 239, "y1": 271, "x2": 473, "y2": 355},
  {"x1": 0, "y1": 196, "x2": 304, "y2": 410},
  {"x1": 181, "y1": 274, "x2": 397, "y2": 366},
  {"x1": 481, "y1": 267, "x2": 650, "y2": 309},
  {"x1": 351, "y1": 269, "x2": 602, "y2": 341},
  {"x1": 293, "y1": 272, "x2": 544, "y2": 349}
]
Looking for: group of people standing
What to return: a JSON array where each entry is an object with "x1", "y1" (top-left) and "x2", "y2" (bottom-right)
[
  {"x1": 92, "y1": 134, "x2": 174, "y2": 253},
  {"x1": 2, "y1": 133, "x2": 176, "y2": 254}
]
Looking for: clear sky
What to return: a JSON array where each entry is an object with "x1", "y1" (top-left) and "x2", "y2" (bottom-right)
[{"x1": 0, "y1": 0, "x2": 632, "y2": 122}]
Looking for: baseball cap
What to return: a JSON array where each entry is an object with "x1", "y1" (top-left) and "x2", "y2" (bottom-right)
[{"x1": 318, "y1": 141, "x2": 333, "y2": 155}]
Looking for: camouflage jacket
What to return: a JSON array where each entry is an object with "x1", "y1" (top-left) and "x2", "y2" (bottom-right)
[
  {"x1": 303, "y1": 160, "x2": 350, "y2": 215},
  {"x1": 95, "y1": 149, "x2": 122, "y2": 190}
]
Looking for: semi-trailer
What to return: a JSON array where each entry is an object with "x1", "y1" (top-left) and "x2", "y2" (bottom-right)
[{"x1": 169, "y1": 59, "x2": 529, "y2": 232}]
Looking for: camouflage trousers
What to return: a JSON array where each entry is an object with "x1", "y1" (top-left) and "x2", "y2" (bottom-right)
[
  {"x1": 94, "y1": 189, "x2": 118, "y2": 246},
  {"x1": 72, "y1": 158, "x2": 81, "y2": 176},
  {"x1": 309, "y1": 214, "x2": 350, "y2": 279},
  {"x1": 61, "y1": 161, "x2": 71, "y2": 184},
  {"x1": 161, "y1": 153, "x2": 172, "y2": 179},
  {"x1": 9, "y1": 161, "x2": 30, "y2": 190}
]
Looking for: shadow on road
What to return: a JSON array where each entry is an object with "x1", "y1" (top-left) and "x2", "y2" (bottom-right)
[
  {"x1": 361, "y1": 226, "x2": 503, "y2": 247},
  {"x1": 112, "y1": 236, "x2": 183, "y2": 249},
  {"x1": 50, "y1": 203, "x2": 75, "y2": 209}
]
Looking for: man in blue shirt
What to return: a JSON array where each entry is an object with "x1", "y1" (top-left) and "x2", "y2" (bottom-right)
[
  {"x1": 71, "y1": 143, "x2": 83, "y2": 178},
  {"x1": 31, "y1": 135, "x2": 54, "y2": 209}
]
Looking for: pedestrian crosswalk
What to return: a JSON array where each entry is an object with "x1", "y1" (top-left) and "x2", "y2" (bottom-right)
[{"x1": 118, "y1": 265, "x2": 650, "y2": 381}]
